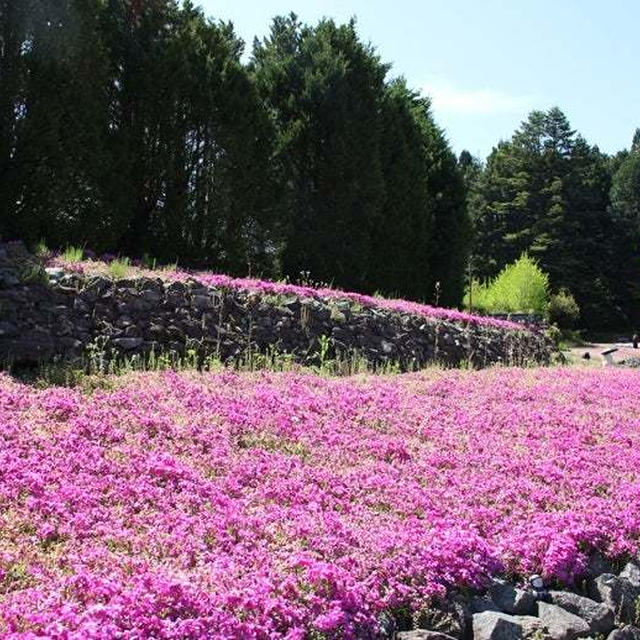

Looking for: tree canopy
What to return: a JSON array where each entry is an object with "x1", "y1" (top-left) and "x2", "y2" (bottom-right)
[
  {"x1": 0, "y1": 3, "x2": 470, "y2": 304},
  {"x1": 2, "y1": 3, "x2": 640, "y2": 330},
  {"x1": 468, "y1": 108, "x2": 631, "y2": 328}
]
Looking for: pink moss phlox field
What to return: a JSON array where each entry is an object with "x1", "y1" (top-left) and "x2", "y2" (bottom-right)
[
  {"x1": 2, "y1": 367, "x2": 640, "y2": 638},
  {"x1": 49, "y1": 257, "x2": 526, "y2": 332}
]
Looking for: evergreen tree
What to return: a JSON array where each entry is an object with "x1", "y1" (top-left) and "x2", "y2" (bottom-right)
[
  {"x1": 471, "y1": 108, "x2": 623, "y2": 328},
  {"x1": 253, "y1": 16, "x2": 470, "y2": 303},
  {"x1": 610, "y1": 128, "x2": 640, "y2": 323},
  {"x1": 424, "y1": 120, "x2": 470, "y2": 306},
  {"x1": 12, "y1": 0, "x2": 110, "y2": 247},
  {"x1": 370, "y1": 79, "x2": 433, "y2": 299},
  {"x1": 252, "y1": 14, "x2": 387, "y2": 291},
  {"x1": 0, "y1": 0, "x2": 116, "y2": 248},
  {"x1": 102, "y1": 0, "x2": 277, "y2": 271},
  {"x1": 0, "y1": 0, "x2": 29, "y2": 239}
]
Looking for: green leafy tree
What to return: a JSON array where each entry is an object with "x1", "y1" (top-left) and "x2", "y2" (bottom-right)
[{"x1": 465, "y1": 253, "x2": 550, "y2": 314}]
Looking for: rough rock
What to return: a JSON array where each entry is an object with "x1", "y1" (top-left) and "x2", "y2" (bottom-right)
[
  {"x1": 413, "y1": 595, "x2": 471, "y2": 639},
  {"x1": 472, "y1": 611, "x2": 546, "y2": 640},
  {"x1": 472, "y1": 595, "x2": 501, "y2": 614},
  {"x1": 489, "y1": 581, "x2": 537, "y2": 615},
  {"x1": 0, "y1": 241, "x2": 555, "y2": 369},
  {"x1": 537, "y1": 602, "x2": 591, "y2": 640},
  {"x1": 397, "y1": 631, "x2": 459, "y2": 640},
  {"x1": 549, "y1": 590, "x2": 615, "y2": 634},
  {"x1": 586, "y1": 552, "x2": 616, "y2": 578},
  {"x1": 589, "y1": 573, "x2": 640, "y2": 625},
  {"x1": 619, "y1": 562, "x2": 640, "y2": 589},
  {"x1": 45, "y1": 267, "x2": 65, "y2": 280},
  {"x1": 607, "y1": 626, "x2": 640, "y2": 640},
  {"x1": 112, "y1": 337, "x2": 144, "y2": 350}
]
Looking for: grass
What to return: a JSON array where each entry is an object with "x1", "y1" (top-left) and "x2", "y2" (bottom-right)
[
  {"x1": 108, "y1": 257, "x2": 131, "y2": 279},
  {"x1": 60, "y1": 246, "x2": 84, "y2": 263},
  {"x1": 8, "y1": 337, "x2": 434, "y2": 392}
]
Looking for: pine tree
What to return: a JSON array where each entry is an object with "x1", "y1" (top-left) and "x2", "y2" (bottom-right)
[
  {"x1": 370, "y1": 79, "x2": 433, "y2": 299},
  {"x1": 471, "y1": 108, "x2": 623, "y2": 328},
  {"x1": 610, "y1": 128, "x2": 640, "y2": 323},
  {"x1": 252, "y1": 14, "x2": 387, "y2": 291}
]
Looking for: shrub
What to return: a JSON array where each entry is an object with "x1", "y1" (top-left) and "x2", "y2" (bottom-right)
[
  {"x1": 35, "y1": 240, "x2": 52, "y2": 260},
  {"x1": 548, "y1": 288, "x2": 580, "y2": 329},
  {"x1": 108, "y1": 257, "x2": 131, "y2": 279},
  {"x1": 60, "y1": 246, "x2": 84, "y2": 263},
  {"x1": 141, "y1": 253, "x2": 157, "y2": 270},
  {"x1": 465, "y1": 254, "x2": 550, "y2": 314}
]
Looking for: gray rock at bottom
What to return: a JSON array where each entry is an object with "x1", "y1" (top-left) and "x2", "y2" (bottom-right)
[
  {"x1": 586, "y1": 552, "x2": 616, "y2": 578},
  {"x1": 537, "y1": 602, "x2": 590, "y2": 640},
  {"x1": 489, "y1": 581, "x2": 537, "y2": 615},
  {"x1": 607, "y1": 626, "x2": 640, "y2": 640},
  {"x1": 472, "y1": 595, "x2": 501, "y2": 614},
  {"x1": 619, "y1": 562, "x2": 640, "y2": 589},
  {"x1": 413, "y1": 595, "x2": 471, "y2": 639},
  {"x1": 472, "y1": 611, "x2": 547, "y2": 640},
  {"x1": 589, "y1": 573, "x2": 640, "y2": 625},
  {"x1": 548, "y1": 590, "x2": 615, "y2": 634},
  {"x1": 397, "y1": 631, "x2": 459, "y2": 640}
]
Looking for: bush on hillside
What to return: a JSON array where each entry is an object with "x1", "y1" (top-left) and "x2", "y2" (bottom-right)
[
  {"x1": 465, "y1": 254, "x2": 550, "y2": 314},
  {"x1": 548, "y1": 288, "x2": 580, "y2": 329}
]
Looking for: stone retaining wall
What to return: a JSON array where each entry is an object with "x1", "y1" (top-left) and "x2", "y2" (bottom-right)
[{"x1": 0, "y1": 242, "x2": 554, "y2": 370}]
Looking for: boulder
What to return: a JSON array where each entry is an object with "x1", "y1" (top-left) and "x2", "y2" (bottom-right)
[
  {"x1": 414, "y1": 595, "x2": 471, "y2": 639},
  {"x1": 537, "y1": 602, "x2": 591, "y2": 640},
  {"x1": 549, "y1": 590, "x2": 615, "y2": 634},
  {"x1": 489, "y1": 580, "x2": 537, "y2": 615},
  {"x1": 607, "y1": 626, "x2": 640, "y2": 640},
  {"x1": 112, "y1": 337, "x2": 144, "y2": 351},
  {"x1": 619, "y1": 562, "x2": 640, "y2": 589},
  {"x1": 472, "y1": 595, "x2": 501, "y2": 614},
  {"x1": 472, "y1": 611, "x2": 546, "y2": 640},
  {"x1": 585, "y1": 552, "x2": 615, "y2": 579},
  {"x1": 45, "y1": 267, "x2": 65, "y2": 281},
  {"x1": 589, "y1": 573, "x2": 640, "y2": 625}
]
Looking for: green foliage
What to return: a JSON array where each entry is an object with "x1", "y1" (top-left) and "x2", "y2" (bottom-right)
[
  {"x1": 465, "y1": 254, "x2": 550, "y2": 314},
  {"x1": 548, "y1": 289, "x2": 580, "y2": 329},
  {"x1": 18, "y1": 262, "x2": 48, "y2": 285},
  {"x1": 252, "y1": 15, "x2": 388, "y2": 293},
  {"x1": 141, "y1": 253, "x2": 157, "y2": 271},
  {"x1": 1, "y1": 0, "x2": 279, "y2": 276},
  {"x1": 609, "y1": 128, "x2": 640, "y2": 325},
  {"x1": 1, "y1": 3, "x2": 470, "y2": 307},
  {"x1": 469, "y1": 108, "x2": 626, "y2": 329},
  {"x1": 35, "y1": 240, "x2": 52, "y2": 260},
  {"x1": 252, "y1": 15, "x2": 470, "y2": 304},
  {"x1": 107, "y1": 257, "x2": 131, "y2": 280},
  {"x1": 60, "y1": 246, "x2": 84, "y2": 263}
]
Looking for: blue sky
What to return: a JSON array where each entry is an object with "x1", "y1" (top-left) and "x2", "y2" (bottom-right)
[{"x1": 197, "y1": 0, "x2": 638, "y2": 159}]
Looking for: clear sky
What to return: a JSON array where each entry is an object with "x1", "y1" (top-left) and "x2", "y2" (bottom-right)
[{"x1": 195, "y1": 0, "x2": 639, "y2": 160}]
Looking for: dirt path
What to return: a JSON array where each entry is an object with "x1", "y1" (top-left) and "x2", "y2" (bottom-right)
[{"x1": 568, "y1": 341, "x2": 639, "y2": 366}]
